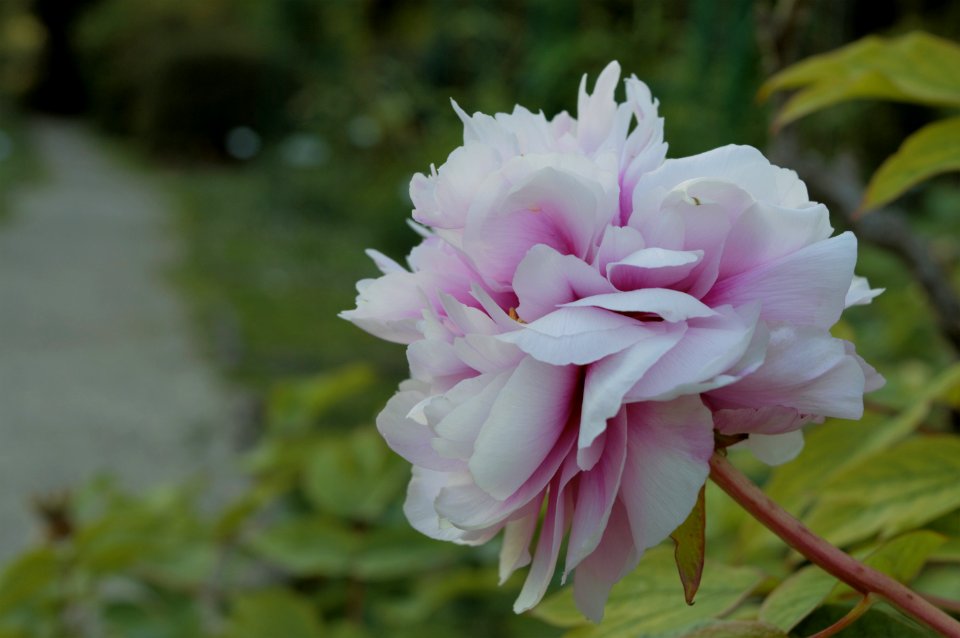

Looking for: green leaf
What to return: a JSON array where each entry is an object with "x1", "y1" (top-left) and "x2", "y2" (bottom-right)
[
  {"x1": 794, "y1": 603, "x2": 937, "y2": 638},
  {"x1": 352, "y1": 528, "x2": 461, "y2": 581},
  {"x1": 758, "y1": 565, "x2": 837, "y2": 632},
  {"x1": 223, "y1": 589, "x2": 323, "y2": 638},
  {"x1": 267, "y1": 364, "x2": 376, "y2": 435},
  {"x1": 302, "y1": 428, "x2": 407, "y2": 522},
  {"x1": 859, "y1": 530, "x2": 946, "y2": 584},
  {"x1": 862, "y1": 116, "x2": 960, "y2": 212},
  {"x1": 533, "y1": 546, "x2": 763, "y2": 637},
  {"x1": 247, "y1": 516, "x2": 358, "y2": 577},
  {"x1": 0, "y1": 548, "x2": 58, "y2": 614},
  {"x1": 671, "y1": 485, "x2": 706, "y2": 605},
  {"x1": 806, "y1": 436, "x2": 960, "y2": 547},
  {"x1": 760, "y1": 32, "x2": 960, "y2": 129},
  {"x1": 680, "y1": 620, "x2": 788, "y2": 638}
]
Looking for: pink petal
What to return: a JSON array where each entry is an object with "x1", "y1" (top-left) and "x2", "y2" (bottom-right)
[
  {"x1": 566, "y1": 410, "x2": 628, "y2": 573},
  {"x1": 619, "y1": 397, "x2": 714, "y2": 553},
  {"x1": 431, "y1": 372, "x2": 511, "y2": 461},
  {"x1": 563, "y1": 288, "x2": 716, "y2": 322},
  {"x1": 719, "y1": 201, "x2": 833, "y2": 278},
  {"x1": 498, "y1": 306, "x2": 651, "y2": 365},
  {"x1": 593, "y1": 225, "x2": 647, "y2": 275},
  {"x1": 469, "y1": 358, "x2": 578, "y2": 499},
  {"x1": 711, "y1": 405, "x2": 811, "y2": 436},
  {"x1": 624, "y1": 304, "x2": 762, "y2": 402},
  {"x1": 465, "y1": 154, "x2": 616, "y2": 286},
  {"x1": 513, "y1": 244, "x2": 616, "y2": 322},
  {"x1": 498, "y1": 500, "x2": 541, "y2": 584},
  {"x1": 845, "y1": 275, "x2": 884, "y2": 308},
  {"x1": 579, "y1": 323, "x2": 686, "y2": 468},
  {"x1": 576, "y1": 61, "x2": 622, "y2": 153},
  {"x1": 514, "y1": 454, "x2": 580, "y2": 613},
  {"x1": 572, "y1": 499, "x2": 638, "y2": 622},
  {"x1": 404, "y1": 467, "x2": 499, "y2": 545},
  {"x1": 607, "y1": 247, "x2": 703, "y2": 291},
  {"x1": 705, "y1": 232, "x2": 858, "y2": 328},
  {"x1": 710, "y1": 325, "x2": 868, "y2": 419},
  {"x1": 377, "y1": 390, "x2": 462, "y2": 472},
  {"x1": 742, "y1": 430, "x2": 805, "y2": 466},
  {"x1": 436, "y1": 425, "x2": 577, "y2": 530}
]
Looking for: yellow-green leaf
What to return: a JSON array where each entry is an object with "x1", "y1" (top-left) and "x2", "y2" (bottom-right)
[
  {"x1": 759, "y1": 565, "x2": 837, "y2": 632},
  {"x1": 805, "y1": 436, "x2": 960, "y2": 546},
  {"x1": 862, "y1": 116, "x2": 960, "y2": 212},
  {"x1": 671, "y1": 486, "x2": 706, "y2": 605},
  {"x1": 760, "y1": 32, "x2": 960, "y2": 129},
  {"x1": 534, "y1": 546, "x2": 763, "y2": 638},
  {"x1": 742, "y1": 363, "x2": 960, "y2": 554},
  {"x1": 859, "y1": 530, "x2": 946, "y2": 584},
  {"x1": 681, "y1": 620, "x2": 788, "y2": 638}
]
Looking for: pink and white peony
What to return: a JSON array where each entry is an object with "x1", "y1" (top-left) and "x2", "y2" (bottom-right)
[{"x1": 341, "y1": 61, "x2": 882, "y2": 621}]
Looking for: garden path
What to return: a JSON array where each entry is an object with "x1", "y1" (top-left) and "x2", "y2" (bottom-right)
[{"x1": 0, "y1": 118, "x2": 238, "y2": 561}]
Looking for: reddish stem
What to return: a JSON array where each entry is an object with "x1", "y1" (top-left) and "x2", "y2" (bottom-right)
[{"x1": 709, "y1": 453, "x2": 960, "y2": 638}]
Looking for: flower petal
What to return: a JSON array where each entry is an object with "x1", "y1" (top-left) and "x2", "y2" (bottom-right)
[
  {"x1": 513, "y1": 244, "x2": 617, "y2": 322},
  {"x1": 377, "y1": 390, "x2": 461, "y2": 472},
  {"x1": 579, "y1": 323, "x2": 686, "y2": 468},
  {"x1": 469, "y1": 358, "x2": 578, "y2": 499},
  {"x1": 499, "y1": 306, "x2": 651, "y2": 365},
  {"x1": 563, "y1": 288, "x2": 716, "y2": 322},
  {"x1": 572, "y1": 499, "x2": 638, "y2": 623},
  {"x1": 742, "y1": 430, "x2": 805, "y2": 466},
  {"x1": 709, "y1": 325, "x2": 868, "y2": 419},
  {"x1": 566, "y1": 410, "x2": 628, "y2": 573},
  {"x1": 619, "y1": 397, "x2": 714, "y2": 553},
  {"x1": 706, "y1": 232, "x2": 858, "y2": 328}
]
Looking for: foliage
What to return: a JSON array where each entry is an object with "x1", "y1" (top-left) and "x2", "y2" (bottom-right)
[
  {"x1": 0, "y1": 368, "x2": 558, "y2": 637},
  {"x1": 530, "y1": 364, "x2": 960, "y2": 636},
  {"x1": 762, "y1": 32, "x2": 960, "y2": 212}
]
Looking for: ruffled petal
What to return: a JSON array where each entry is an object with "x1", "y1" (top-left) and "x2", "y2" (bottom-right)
[
  {"x1": 706, "y1": 232, "x2": 858, "y2": 328},
  {"x1": 499, "y1": 306, "x2": 651, "y2": 365},
  {"x1": 513, "y1": 244, "x2": 616, "y2": 322}
]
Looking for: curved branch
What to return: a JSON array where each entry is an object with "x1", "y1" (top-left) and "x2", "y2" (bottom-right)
[{"x1": 709, "y1": 453, "x2": 960, "y2": 637}]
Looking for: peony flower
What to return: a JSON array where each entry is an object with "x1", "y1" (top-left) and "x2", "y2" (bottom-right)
[{"x1": 340, "y1": 61, "x2": 882, "y2": 621}]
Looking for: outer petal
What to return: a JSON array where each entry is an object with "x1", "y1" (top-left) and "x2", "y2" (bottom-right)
[
  {"x1": 845, "y1": 275, "x2": 884, "y2": 308},
  {"x1": 620, "y1": 397, "x2": 714, "y2": 553},
  {"x1": 514, "y1": 454, "x2": 580, "y2": 613},
  {"x1": 572, "y1": 499, "x2": 638, "y2": 623},
  {"x1": 498, "y1": 499, "x2": 541, "y2": 585},
  {"x1": 404, "y1": 467, "x2": 499, "y2": 545},
  {"x1": 705, "y1": 232, "x2": 858, "y2": 328},
  {"x1": 743, "y1": 430, "x2": 805, "y2": 466},
  {"x1": 566, "y1": 410, "x2": 628, "y2": 574},
  {"x1": 719, "y1": 201, "x2": 833, "y2": 278},
  {"x1": 709, "y1": 325, "x2": 867, "y2": 419},
  {"x1": 576, "y1": 61, "x2": 622, "y2": 154},
  {"x1": 377, "y1": 390, "x2": 461, "y2": 472}
]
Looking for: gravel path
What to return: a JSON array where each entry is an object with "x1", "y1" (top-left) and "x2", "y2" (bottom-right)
[{"x1": 0, "y1": 119, "x2": 237, "y2": 561}]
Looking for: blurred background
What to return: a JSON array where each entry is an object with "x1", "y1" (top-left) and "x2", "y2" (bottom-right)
[{"x1": 0, "y1": 1, "x2": 959, "y2": 636}]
